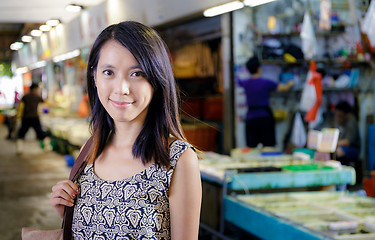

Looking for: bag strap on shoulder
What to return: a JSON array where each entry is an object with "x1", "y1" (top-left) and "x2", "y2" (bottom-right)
[
  {"x1": 62, "y1": 136, "x2": 93, "y2": 240},
  {"x1": 69, "y1": 137, "x2": 93, "y2": 181}
]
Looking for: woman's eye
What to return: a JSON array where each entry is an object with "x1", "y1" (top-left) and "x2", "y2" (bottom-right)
[
  {"x1": 131, "y1": 71, "x2": 145, "y2": 77},
  {"x1": 103, "y1": 70, "x2": 113, "y2": 76}
]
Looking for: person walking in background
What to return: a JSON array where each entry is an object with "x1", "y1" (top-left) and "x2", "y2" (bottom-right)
[
  {"x1": 238, "y1": 55, "x2": 294, "y2": 148},
  {"x1": 16, "y1": 83, "x2": 50, "y2": 154},
  {"x1": 4, "y1": 90, "x2": 20, "y2": 140},
  {"x1": 49, "y1": 21, "x2": 202, "y2": 239}
]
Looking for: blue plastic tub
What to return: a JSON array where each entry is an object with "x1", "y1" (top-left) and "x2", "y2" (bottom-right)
[{"x1": 64, "y1": 155, "x2": 75, "y2": 167}]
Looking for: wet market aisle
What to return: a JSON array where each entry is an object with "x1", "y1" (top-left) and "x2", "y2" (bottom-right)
[{"x1": 0, "y1": 124, "x2": 70, "y2": 240}]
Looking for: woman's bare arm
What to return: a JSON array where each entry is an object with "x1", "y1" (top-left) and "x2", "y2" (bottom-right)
[{"x1": 169, "y1": 148, "x2": 202, "y2": 239}]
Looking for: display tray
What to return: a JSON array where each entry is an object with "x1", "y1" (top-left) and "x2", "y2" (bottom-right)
[
  {"x1": 199, "y1": 152, "x2": 355, "y2": 189},
  {"x1": 225, "y1": 192, "x2": 375, "y2": 240},
  {"x1": 41, "y1": 116, "x2": 90, "y2": 147}
]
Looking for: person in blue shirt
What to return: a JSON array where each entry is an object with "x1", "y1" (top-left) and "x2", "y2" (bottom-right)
[{"x1": 238, "y1": 56, "x2": 294, "y2": 148}]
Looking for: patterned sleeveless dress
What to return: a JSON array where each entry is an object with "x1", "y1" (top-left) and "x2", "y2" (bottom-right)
[{"x1": 71, "y1": 140, "x2": 192, "y2": 239}]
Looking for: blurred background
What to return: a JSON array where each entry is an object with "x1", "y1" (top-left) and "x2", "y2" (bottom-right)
[{"x1": 1, "y1": 0, "x2": 375, "y2": 239}]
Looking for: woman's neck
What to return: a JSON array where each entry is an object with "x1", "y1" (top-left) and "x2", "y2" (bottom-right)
[{"x1": 111, "y1": 122, "x2": 143, "y2": 148}]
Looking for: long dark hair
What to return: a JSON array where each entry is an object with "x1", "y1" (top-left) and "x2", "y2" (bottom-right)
[{"x1": 86, "y1": 21, "x2": 185, "y2": 167}]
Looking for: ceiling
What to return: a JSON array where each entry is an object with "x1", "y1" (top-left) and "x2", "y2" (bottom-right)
[{"x1": 0, "y1": 0, "x2": 106, "y2": 62}]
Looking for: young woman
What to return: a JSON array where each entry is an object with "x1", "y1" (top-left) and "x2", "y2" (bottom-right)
[{"x1": 50, "y1": 21, "x2": 202, "y2": 239}]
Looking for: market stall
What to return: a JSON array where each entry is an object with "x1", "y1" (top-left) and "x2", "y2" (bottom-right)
[
  {"x1": 225, "y1": 191, "x2": 375, "y2": 240},
  {"x1": 200, "y1": 151, "x2": 355, "y2": 189},
  {"x1": 40, "y1": 115, "x2": 90, "y2": 155},
  {"x1": 199, "y1": 149, "x2": 356, "y2": 233}
]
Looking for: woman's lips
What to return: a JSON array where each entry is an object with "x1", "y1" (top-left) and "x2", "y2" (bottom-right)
[{"x1": 110, "y1": 99, "x2": 133, "y2": 109}]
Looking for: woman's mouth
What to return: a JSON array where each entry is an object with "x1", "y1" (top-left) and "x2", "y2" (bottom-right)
[{"x1": 110, "y1": 99, "x2": 133, "y2": 109}]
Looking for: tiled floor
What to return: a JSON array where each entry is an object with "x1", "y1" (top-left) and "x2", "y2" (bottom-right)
[{"x1": 0, "y1": 124, "x2": 70, "y2": 240}]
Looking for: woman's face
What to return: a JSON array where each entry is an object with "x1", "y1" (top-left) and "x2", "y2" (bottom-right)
[{"x1": 94, "y1": 40, "x2": 154, "y2": 125}]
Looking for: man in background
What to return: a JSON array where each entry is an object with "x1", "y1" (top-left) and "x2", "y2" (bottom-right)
[{"x1": 16, "y1": 83, "x2": 50, "y2": 154}]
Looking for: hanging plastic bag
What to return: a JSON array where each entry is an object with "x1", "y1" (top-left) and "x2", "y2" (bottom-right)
[
  {"x1": 300, "y1": 72, "x2": 316, "y2": 112},
  {"x1": 290, "y1": 112, "x2": 307, "y2": 148},
  {"x1": 362, "y1": 0, "x2": 375, "y2": 47},
  {"x1": 302, "y1": 61, "x2": 323, "y2": 122},
  {"x1": 319, "y1": 0, "x2": 331, "y2": 31},
  {"x1": 300, "y1": 11, "x2": 317, "y2": 59}
]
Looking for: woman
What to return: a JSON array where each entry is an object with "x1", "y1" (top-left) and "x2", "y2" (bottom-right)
[{"x1": 50, "y1": 21, "x2": 202, "y2": 239}]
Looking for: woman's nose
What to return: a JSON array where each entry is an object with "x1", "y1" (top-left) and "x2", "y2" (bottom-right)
[{"x1": 119, "y1": 79, "x2": 130, "y2": 95}]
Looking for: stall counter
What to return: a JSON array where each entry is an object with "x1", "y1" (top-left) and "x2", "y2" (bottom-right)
[{"x1": 225, "y1": 192, "x2": 375, "y2": 240}]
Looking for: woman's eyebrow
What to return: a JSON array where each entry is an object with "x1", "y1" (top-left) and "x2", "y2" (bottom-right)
[
  {"x1": 98, "y1": 64, "x2": 115, "y2": 69},
  {"x1": 129, "y1": 64, "x2": 142, "y2": 70},
  {"x1": 98, "y1": 64, "x2": 142, "y2": 70}
]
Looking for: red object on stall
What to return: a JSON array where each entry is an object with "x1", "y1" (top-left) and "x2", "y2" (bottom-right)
[
  {"x1": 305, "y1": 61, "x2": 323, "y2": 122},
  {"x1": 363, "y1": 171, "x2": 375, "y2": 198},
  {"x1": 181, "y1": 99, "x2": 204, "y2": 119},
  {"x1": 203, "y1": 96, "x2": 223, "y2": 122},
  {"x1": 183, "y1": 124, "x2": 218, "y2": 152},
  {"x1": 361, "y1": 33, "x2": 375, "y2": 54},
  {"x1": 78, "y1": 94, "x2": 90, "y2": 118}
]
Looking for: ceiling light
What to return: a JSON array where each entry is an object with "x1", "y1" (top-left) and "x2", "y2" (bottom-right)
[
  {"x1": 10, "y1": 42, "x2": 23, "y2": 50},
  {"x1": 16, "y1": 67, "x2": 29, "y2": 74},
  {"x1": 29, "y1": 60, "x2": 47, "y2": 70},
  {"x1": 21, "y1": 36, "x2": 32, "y2": 43},
  {"x1": 53, "y1": 49, "x2": 81, "y2": 62},
  {"x1": 244, "y1": 0, "x2": 277, "y2": 7},
  {"x1": 203, "y1": 1, "x2": 244, "y2": 17},
  {"x1": 46, "y1": 19, "x2": 60, "y2": 26},
  {"x1": 31, "y1": 30, "x2": 42, "y2": 37},
  {"x1": 65, "y1": 4, "x2": 83, "y2": 12},
  {"x1": 39, "y1": 25, "x2": 52, "y2": 32}
]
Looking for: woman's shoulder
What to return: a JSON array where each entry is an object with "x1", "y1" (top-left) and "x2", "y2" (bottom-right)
[
  {"x1": 169, "y1": 139, "x2": 195, "y2": 162},
  {"x1": 168, "y1": 139, "x2": 197, "y2": 173},
  {"x1": 169, "y1": 139, "x2": 193, "y2": 150}
]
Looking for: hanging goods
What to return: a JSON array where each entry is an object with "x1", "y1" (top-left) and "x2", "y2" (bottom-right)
[
  {"x1": 300, "y1": 62, "x2": 323, "y2": 122},
  {"x1": 300, "y1": 71, "x2": 317, "y2": 112},
  {"x1": 300, "y1": 11, "x2": 317, "y2": 59},
  {"x1": 290, "y1": 112, "x2": 307, "y2": 148}
]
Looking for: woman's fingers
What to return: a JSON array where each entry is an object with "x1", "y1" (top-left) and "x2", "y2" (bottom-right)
[
  {"x1": 53, "y1": 180, "x2": 79, "y2": 195},
  {"x1": 49, "y1": 195, "x2": 74, "y2": 207},
  {"x1": 50, "y1": 180, "x2": 80, "y2": 206},
  {"x1": 50, "y1": 187, "x2": 74, "y2": 203}
]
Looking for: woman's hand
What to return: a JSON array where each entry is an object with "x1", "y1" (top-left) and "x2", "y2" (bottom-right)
[{"x1": 49, "y1": 180, "x2": 80, "y2": 218}]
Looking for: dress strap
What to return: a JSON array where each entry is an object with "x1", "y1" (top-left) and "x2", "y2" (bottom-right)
[{"x1": 169, "y1": 140, "x2": 193, "y2": 171}]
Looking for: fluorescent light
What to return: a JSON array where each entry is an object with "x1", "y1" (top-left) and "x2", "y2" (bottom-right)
[
  {"x1": 31, "y1": 30, "x2": 42, "y2": 37},
  {"x1": 203, "y1": 1, "x2": 244, "y2": 17},
  {"x1": 29, "y1": 60, "x2": 47, "y2": 70},
  {"x1": 65, "y1": 4, "x2": 83, "y2": 12},
  {"x1": 46, "y1": 19, "x2": 60, "y2": 26},
  {"x1": 39, "y1": 25, "x2": 52, "y2": 32},
  {"x1": 53, "y1": 49, "x2": 81, "y2": 62},
  {"x1": 16, "y1": 67, "x2": 29, "y2": 74},
  {"x1": 244, "y1": 0, "x2": 277, "y2": 7},
  {"x1": 21, "y1": 36, "x2": 32, "y2": 43},
  {"x1": 10, "y1": 42, "x2": 23, "y2": 50}
]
